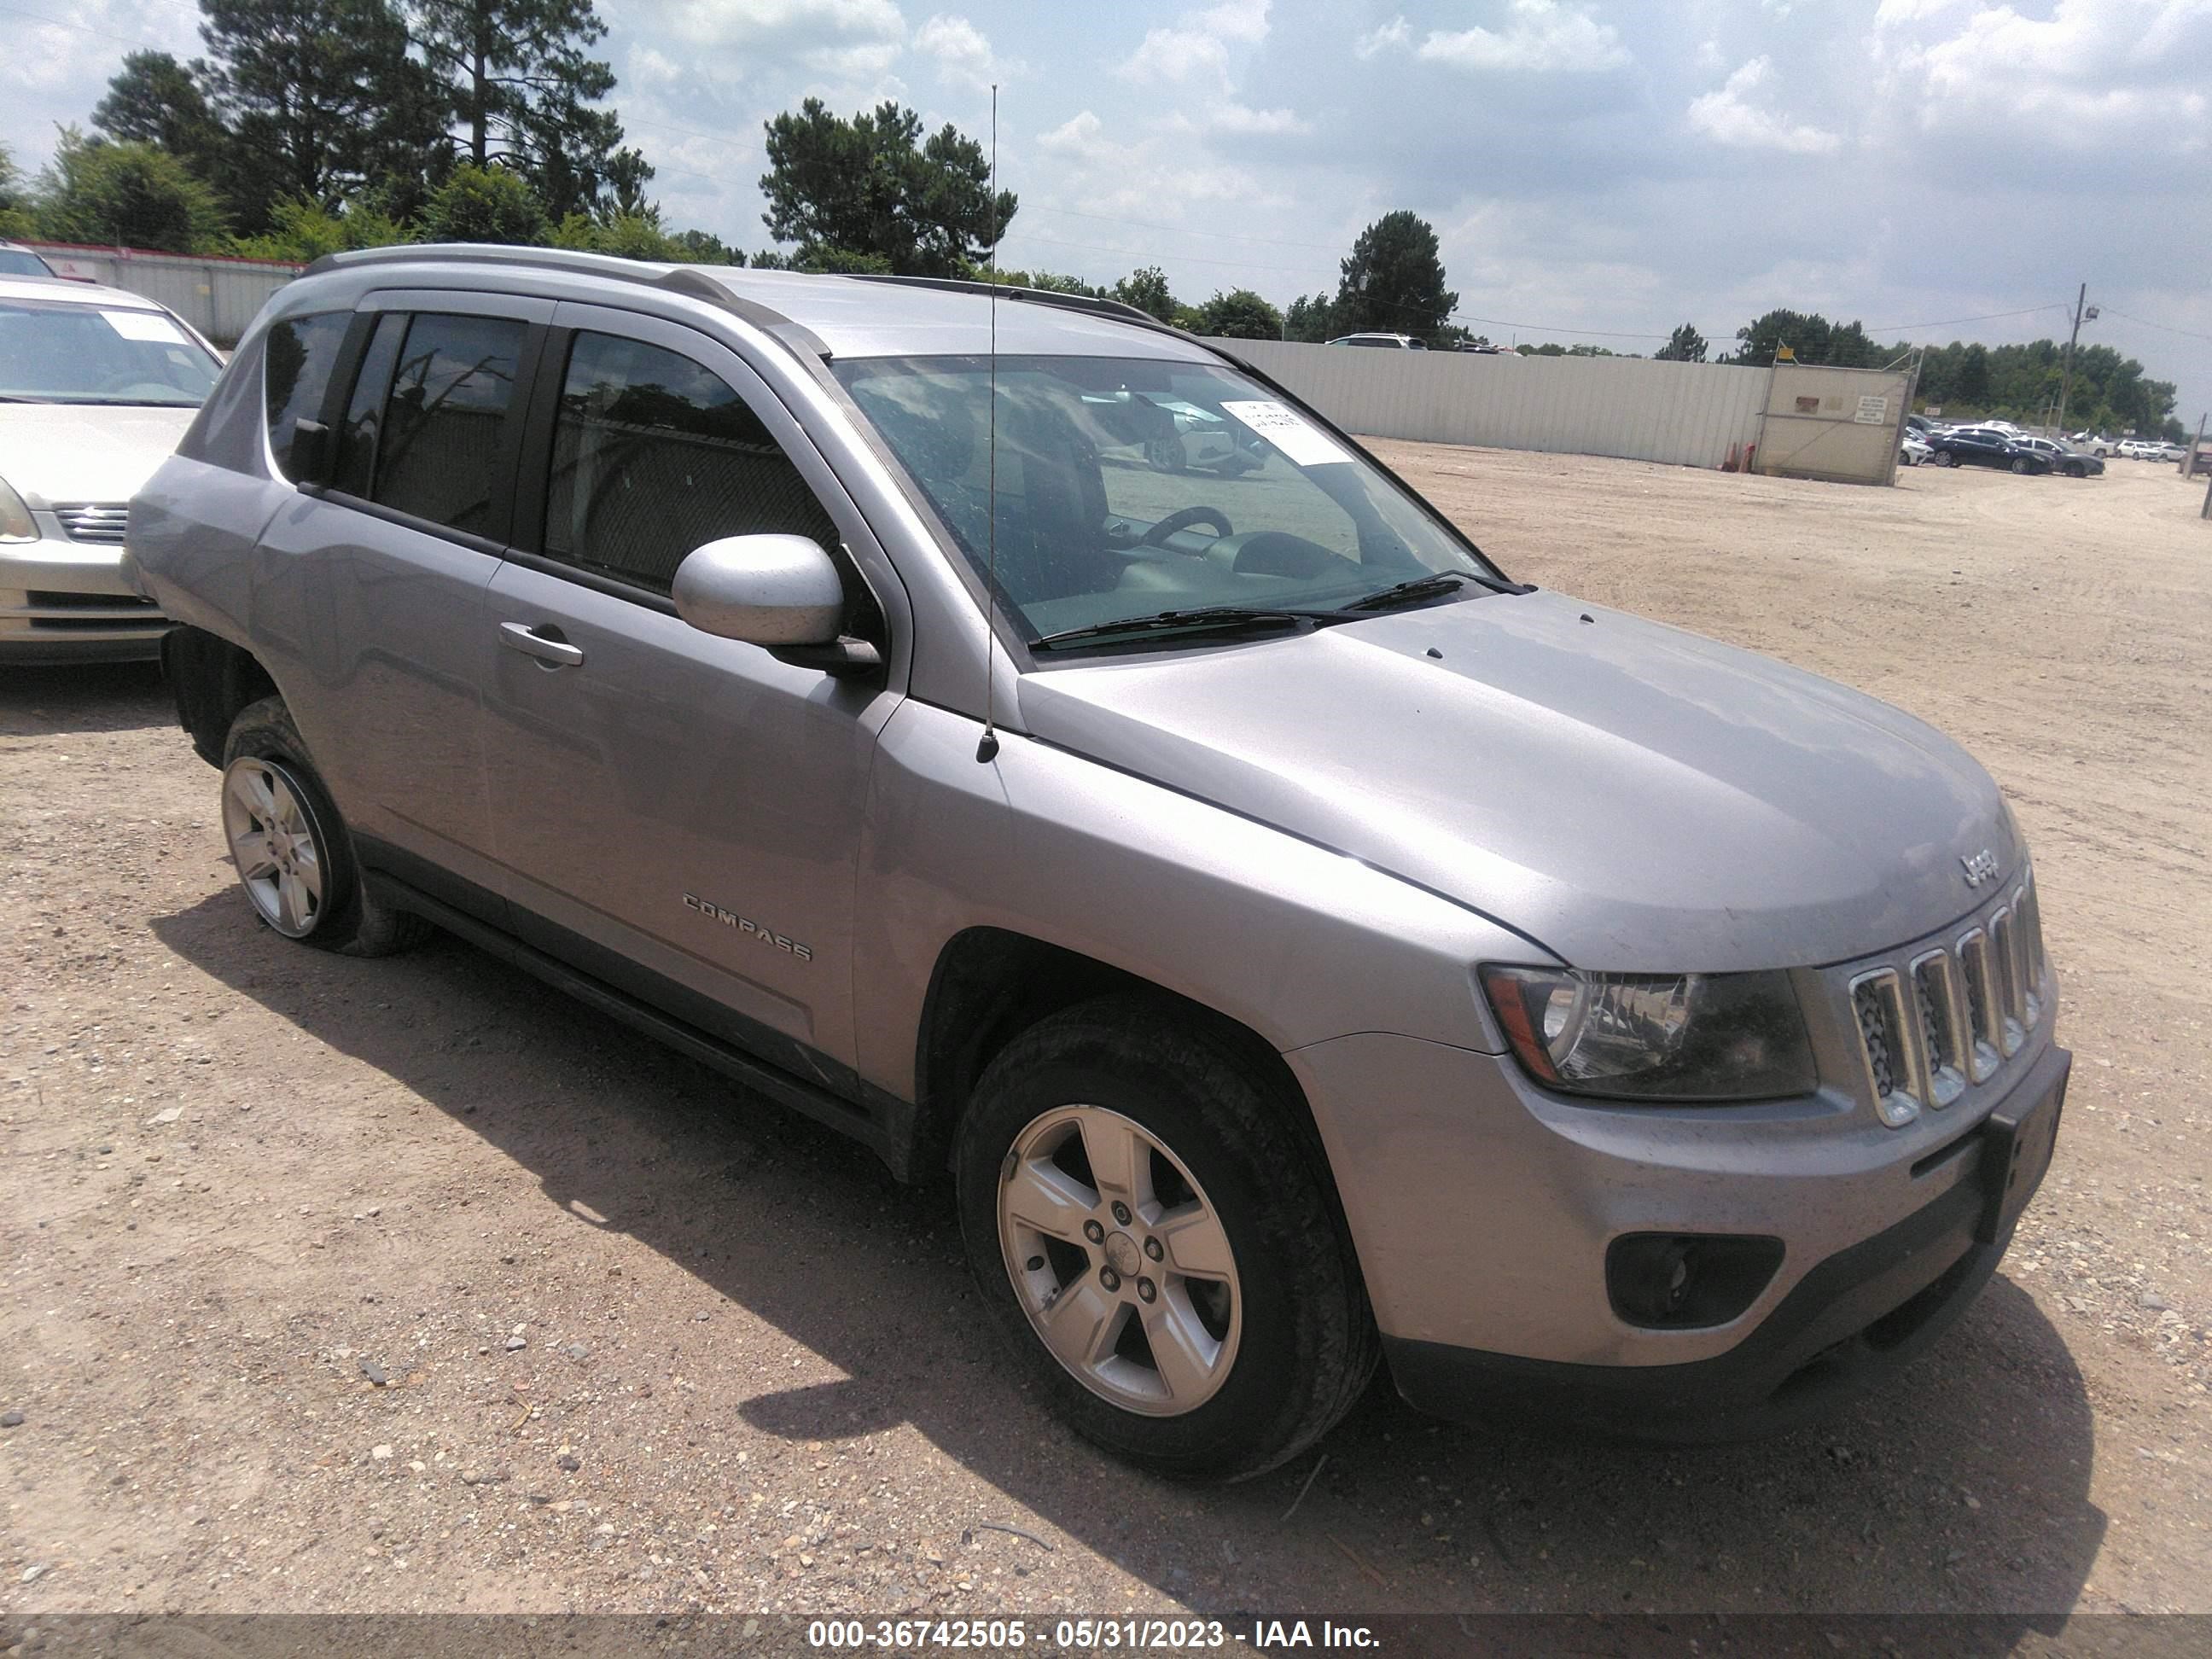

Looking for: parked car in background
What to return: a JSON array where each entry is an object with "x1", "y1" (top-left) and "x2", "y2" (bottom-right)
[
  {"x1": 128, "y1": 246, "x2": 2067, "y2": 1476},
  {"x1": 2117, "y1": 439, "x2": 2159, "y2": 460},
  {"x1": 1107, "y1": 394, "x2": 1261, "y2": 475},
  {"x1": 2012, "y1": 435, "x2": 2104, "y2": 478},
  {"x1": 2154, "y1": 440, "x2": 2187, "y2": 463},
  {"x1": 1, "y1": 275, "x2": 221, "y2": 661},
  {"x1": 0, "y1": 242, "x2": 59, "y2": 278},
  {"x1": 2068, "y1": 434, "x2": 2114, "y2": 457},
  {"x1": 1924, "y1": 426, "x2": 2054, "y2": 474},
  {"x1": 1900, "y1": 434, "x2": 1932, "y2": 466},
  {"x1": 1327, "y1": 333, "x2": 1426, "y2": 349}
]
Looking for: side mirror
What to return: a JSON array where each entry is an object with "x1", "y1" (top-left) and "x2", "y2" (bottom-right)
[{"x1": 671, "y1": 534, "x2": 882, "y2": 678}]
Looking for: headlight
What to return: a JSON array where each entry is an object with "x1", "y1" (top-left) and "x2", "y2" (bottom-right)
[
  {"x1": 0, "y1": 476, "x2": 38, "y2": 543},
  {"x1": 1479, "y1": 965, "x2": 1816, "y2": 1102}
]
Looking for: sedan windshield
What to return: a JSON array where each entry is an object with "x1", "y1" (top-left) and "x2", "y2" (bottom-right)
[
  {"x1": 835, "y1": 354, "x2": 1505, "y2": 649},
  {"x1": 0, "y1": 300, "x2": 221, "y2": 406}
]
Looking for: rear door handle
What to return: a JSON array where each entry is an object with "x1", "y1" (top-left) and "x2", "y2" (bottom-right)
[{"x1": 500, "y1": 621, "x2": 585, "y2": 668}]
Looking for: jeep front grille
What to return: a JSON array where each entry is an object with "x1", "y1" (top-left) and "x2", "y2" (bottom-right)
[
  {"x1": 51, "y1": 503, "x2": 130, "y2": 544},
  {"x1": 1850, "y1": 880, "x2": 2046, "y2": 1125}
]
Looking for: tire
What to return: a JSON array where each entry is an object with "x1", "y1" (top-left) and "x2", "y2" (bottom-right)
[
  {"x1": 2066, "y1": 462, "x2": 2085, "y2": 478},
  {"x1": 219, "y1": 696, "x2": 430, "y2": 957},
  {"x1": 2011, "y1": 457, "x2": 2029, "y2": 474},
  {"x1": 1932, "y1": 450, "x2": 1954, "y2": 467},
  {"x1": 955, "y1": 996, "x2": 1378, "y2": 1481},
  {"x1": 1144, "y1": 437, "x2": 1188, "y2": 474}
]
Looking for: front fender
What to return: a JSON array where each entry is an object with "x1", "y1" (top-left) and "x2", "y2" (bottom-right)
[{"x1": 849, "y1": 699, "x2": 1549, "y2": 1101}]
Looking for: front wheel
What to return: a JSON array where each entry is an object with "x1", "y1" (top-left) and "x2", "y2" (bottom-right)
[
  {"x1": 1144, "y1": 436, "x2": 1188, "y2": 474},
  {"x1": 2011, "y1": 457, "x2": 2030, "y2": 474},
  {"x1": 956, "y1": 998, "x2": 1377, "y2": 1481},
  {"x1": 1932, "y1": 450, "x2": 1955, "y2": 466}
]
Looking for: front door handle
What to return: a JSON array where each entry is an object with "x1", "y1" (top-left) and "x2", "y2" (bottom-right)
[{"x1": 500, "y1": 621, "x2": 585, "y2": 668}]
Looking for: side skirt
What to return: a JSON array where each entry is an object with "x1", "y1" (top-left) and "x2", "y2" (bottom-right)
[{"x1": 363, "y1": 869, "x2": 918, "y2": 1180}]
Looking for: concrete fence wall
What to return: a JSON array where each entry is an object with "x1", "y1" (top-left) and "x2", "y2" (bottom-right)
[
  {"x1": 26, "y1": 242, "x2": 300, "y2": 346},
  {"x1": 1206, "y1": 338, "x2": 1774, "y2": 470}
]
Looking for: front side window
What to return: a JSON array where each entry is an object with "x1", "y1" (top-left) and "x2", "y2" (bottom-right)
[
  {"x1": 544, "y1": 331, "x2": 840, "y2": 594},
  {"x1": 263, "y1": 311, "x2": 350, "y2": 479},
  {"x1": 0, "y1": 300, "x2": 220, "y2": 407},
  {"x1": 835, "y1": 353, "x2": 1500, "y2": 647},
  {"x1": 369, "y1": 312, "x2": 526, "y2": 535}
]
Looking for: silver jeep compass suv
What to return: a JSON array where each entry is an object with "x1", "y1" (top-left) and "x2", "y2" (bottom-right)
[{"x1": 128, "y1": 247, "x2": 2069, "y2": 1480}]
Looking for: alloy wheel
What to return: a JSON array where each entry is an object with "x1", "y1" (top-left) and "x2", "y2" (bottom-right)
[
  {"x1": 221, "y1": 756, "x2": 326, "y2": 937},
  {"x1": 996, "y1": 1103, "x2": 1242, "y2": 1416}
]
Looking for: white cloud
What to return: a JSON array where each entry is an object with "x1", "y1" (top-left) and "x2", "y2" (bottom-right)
[
  {"x1": 1118, "y1": 0, "x2": 1272, "y2": 86},
  {"x1": 1354, "y1": 17, "x2": 1410, "y2": 61},
  {"x1": 659, "y1": 0, "x2": 906, "y2": 53},
  {"x1": 1415, "y1": 1, "x2": 1628, "y2": 74},
  {"x1": 1687, "y1": 57, "x2": 1842, "y2": 154},
  {"x1": 1874, "y1": 0, "x2": 2212, "y2": 147},
  {"x1": 1207, "y1": 102, "x2": 1310, "y2": 136},
  {"x1": 913, "y1": 14, "x2": 1020, "y2": 91}
]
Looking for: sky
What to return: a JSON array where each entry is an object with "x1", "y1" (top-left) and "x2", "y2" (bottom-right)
[{"x1": 4, "y1": 0, "x2": 2209, "y2": 422}]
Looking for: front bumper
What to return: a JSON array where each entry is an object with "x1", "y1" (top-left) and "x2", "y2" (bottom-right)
[
  {"x1": 0, "y1": 527, "x2": 167, "y2": 663},
  {"x1": 1385, "y1": 1043, "x2": 2066, "y2": 1441},
  {"x1": 1285, "y1": 1002, "x2": 2067, "y2": 1440}
]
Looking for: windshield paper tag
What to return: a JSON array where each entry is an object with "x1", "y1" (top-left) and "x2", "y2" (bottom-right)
[
  {"x1": 102, "y1": 310, "x2": 188, "y2": 344},
  {"x1": 1220, "y1": 400, "x2": 1353, "y2": 468}
]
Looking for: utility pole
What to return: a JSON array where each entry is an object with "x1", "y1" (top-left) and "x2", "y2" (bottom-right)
[{"x1": 2055, "y1": 282, "x2": 2098, "y2": 436}]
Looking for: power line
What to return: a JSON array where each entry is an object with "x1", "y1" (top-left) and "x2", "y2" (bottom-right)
[
  {"x1": 2098, "y1": 306, "x2": 2212, "y2": 344},
  {"x1": 1862, "y1": 303, "x2": 2074, "y2": 333}
]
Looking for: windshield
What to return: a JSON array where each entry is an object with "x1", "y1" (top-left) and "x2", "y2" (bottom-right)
[
  {"x1": 0, "y1": 250, "x2": 53, "y2": 276},
  {"x1": 835, "y1": 353, "x2": 1502, "y2": 648},
  {"x1": 0, "y1": 300, "x2": 220, "y2": 406}
]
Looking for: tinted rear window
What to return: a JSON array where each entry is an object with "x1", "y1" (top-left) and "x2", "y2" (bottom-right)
[{"x1": 263, "y1": 311, "x2": 351, "y2": 480}]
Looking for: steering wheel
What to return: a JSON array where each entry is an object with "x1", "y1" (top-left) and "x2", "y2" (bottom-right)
[{"x1": 1140, "y1": 505, "x2": 1235, "y2": 550}]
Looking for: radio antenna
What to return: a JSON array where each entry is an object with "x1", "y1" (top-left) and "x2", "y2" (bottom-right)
[{"x1": 976, "y1": 83, "x2": 1003, "y2": 765}]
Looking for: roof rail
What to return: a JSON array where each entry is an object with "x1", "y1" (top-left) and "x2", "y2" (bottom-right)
[
  {"x1": 299, "y1": 242, "x2": 833, "y2": 361},
  {"x1": 845, "y1": 272, "x2": 1215, "y2": 353}
]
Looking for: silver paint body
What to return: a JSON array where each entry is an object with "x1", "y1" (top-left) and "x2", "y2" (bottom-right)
[
  {"x1": 129, "y1": 248, "x2": 2060, "y2": 1370},
  {"x1": 672, "y1": 535, "x2": 846, "y2": 646}
]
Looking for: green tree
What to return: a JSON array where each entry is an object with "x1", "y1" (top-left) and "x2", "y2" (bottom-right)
[
  {"x1": 412, "y1": 0, "x2": 631, "y2": 220},
  {"x1": 230, "y1": 194, "x2": 408, "y2": 260},
  {"x1": 1195, "y1": 288, "x2": 1283, "y2": 340},
  {"x1": 1330, "y1": 211, "x2": 1456, "y2": 339},
  {"x1": 1733, "y1": 307, "x2": 1829, "y2": 364},
  {"x1": 1284, "y1": 292, "x2": 1335, "y2": 343},
  {"x1": 93, "y1": 52, "x2": 225, "y2": 163},
  {"x1": 671, "y1": 227, "x2": 736, "y2": 264},
  {"x1": 1111, "y1": 265, "x2": 1178, "y2": 323},
  {"x1": 422, "y1": 161, "x2": 546, "y2": 243},
  {"x1": 0, "y1": 143, "x2": 32, "y2": 236},
  {"x1": 198, "y1": 0, "x2": 451, "y2": 217},
  {"x1": 1954, "y1": 341, "x2": 1989, "y2": 405},
  {"x1": 1655, "y1": 323, "x2": 1707, "y2": 362},
  {"x1": 759, "y1": 98, "x2": 1015, "y2": 276},
  {"x1": 34, "y1": 129, "x2": 228, "y2": 251}
]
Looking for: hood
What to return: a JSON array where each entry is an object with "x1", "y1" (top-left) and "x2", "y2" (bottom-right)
[
  {"x1": 1017, "y1": 589, "x2": 2020, "y2": 972},
  {"x1": 0, "y1": 405, "x2": 198, "y2": 506}
]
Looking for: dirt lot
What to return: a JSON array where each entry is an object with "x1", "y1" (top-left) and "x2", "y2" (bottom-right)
[{"x1": 3, "y1": 448, "x2": 2209, "y2": 1637}]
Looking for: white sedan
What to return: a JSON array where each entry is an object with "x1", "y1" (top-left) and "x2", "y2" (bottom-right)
[{"x1": 1, "y1": 275, "x2": 222, "y2": 662}]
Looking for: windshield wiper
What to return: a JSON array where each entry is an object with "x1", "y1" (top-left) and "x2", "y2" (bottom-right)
[
  {"x1": 1340, "y1": 570, "x2": 1477, "y2": 612},
  {"x1": 1030, "y1": 605, "x2": 1353, "y2": 652}
]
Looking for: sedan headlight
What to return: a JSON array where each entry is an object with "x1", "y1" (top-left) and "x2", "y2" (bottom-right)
[
  {"x1": 0, "y1": 476, "x2": 38, "y2": 543},
  {"x1": 1479, "y1": 965, "x2": 1816, "y2": 1102}
]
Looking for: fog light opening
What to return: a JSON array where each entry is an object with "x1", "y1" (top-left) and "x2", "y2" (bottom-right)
[{"x1": 1607, "y1": 1233, "x2": 1785, "y2": 1330}]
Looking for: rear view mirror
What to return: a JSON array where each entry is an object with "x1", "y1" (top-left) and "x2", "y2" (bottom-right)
[{"x1": 671, "y1": 534, "x2": 882, "y2": 678}]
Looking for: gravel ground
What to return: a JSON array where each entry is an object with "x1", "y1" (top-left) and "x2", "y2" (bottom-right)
[{"x1": 3, "y1": 446, "x2": 2209, "y2": 1637}]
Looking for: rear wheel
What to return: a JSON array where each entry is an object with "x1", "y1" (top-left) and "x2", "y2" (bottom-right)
[
  {"x1": 1932, "y1": 450, "x2": 1955, "y2": 466},
  {"x1": 220, "y1": 696, "x2": 429, "y2": 956},
  {"x1": 956, "y1": 997, "x2": 1377, "y2": 1481},
  {"x1": 2011, "y1": 457, "x2": 2030, "y2": 474}
]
